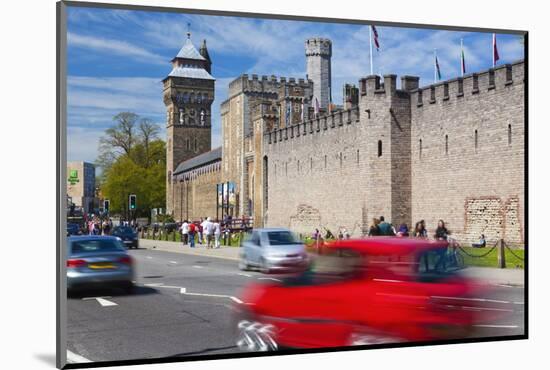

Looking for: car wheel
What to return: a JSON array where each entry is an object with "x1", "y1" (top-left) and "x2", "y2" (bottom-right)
[
  {"x1": 236, "y1": 320, "x2": 278, "y2": 352},
  {"x1": 260, "y1": 258, "x2": 270, "y2": 274},
  {"x1": 122, "y1": 282, "x2": 135, "y2": 294},
  {"x1": 239, "y1": 256, "x2": 249, "y2": 271}
]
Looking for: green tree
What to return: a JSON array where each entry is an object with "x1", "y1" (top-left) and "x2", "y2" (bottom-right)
[{"x1": 97, "y1": 112, "x2": 165, "y2": 220}]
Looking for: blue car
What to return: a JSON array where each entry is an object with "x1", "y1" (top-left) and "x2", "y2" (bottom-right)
[{"x1": 67, "y1": 235, "x2": 135, "y2": 293}]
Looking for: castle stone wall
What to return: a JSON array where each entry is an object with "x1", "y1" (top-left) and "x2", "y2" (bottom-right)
[{"x1": 409, "y1": 61, "x2": 524, "y2": 245}]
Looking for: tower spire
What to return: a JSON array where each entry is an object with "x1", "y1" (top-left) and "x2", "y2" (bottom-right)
[{"x1": 187, "y1": 22, "x2": 191, "y2": 39}]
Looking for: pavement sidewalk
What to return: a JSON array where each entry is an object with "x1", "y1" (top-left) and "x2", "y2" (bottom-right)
[
  {"x1": 138, "y1": 238, "x2": 524, "y2": 286},
  {"x1": 139, "y1": 238, "x2": 241, "y2": 261}
]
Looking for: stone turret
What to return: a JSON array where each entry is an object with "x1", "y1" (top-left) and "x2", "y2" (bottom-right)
[{"x1": 305, "y1": 38, "x2": 332, "y2": 110}]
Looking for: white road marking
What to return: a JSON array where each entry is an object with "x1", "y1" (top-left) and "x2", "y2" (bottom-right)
[
  {"x1": 82, "y1": 296, "x2": 111, "y2": 301},
  {"x1": 258, "y1": 277, "x2": 281, "y2": 282},
  {"x1": 153, "y1": 285, "x2": 182, "y2": 289},
  {"x1": 237, "y1": 273, "x2": 252, "y2": 277},
  {"x1": 473, "y1": 324, "x2": 519, "y2": 329},
  {"x1": 95, "y1": 297, "x2": 118, "y2": 307},
  {"x1": 513, "y1": 301, "x2": 525, "y2": 305},
  {"x1": 431, "y1": 296, "x2": 511, "y2": 304},
  {"x1": 144, "y1": 283, "x2": 164, "y2": 287},
  {"x1": 180, "y1": 287, "x2": 187, "y2": 294},
  {"x1": 192, "y1": 265, "x2": 203, "y2": 269},
  {"x1": 495, "y1": 284, "x2": 516, "y2": 288},
  {"x1": 146, "y1": 256, "x2": 153, "y2": 259},
  {"x1": 230, "y1": 296, "x2": 243, "y2": 304},
  {"x1": 461, "y1": 306, "x2": 513, "y2": 312},
  {"x1": 169, "y1": 261, "x2": 178, "y2": 264},
  {"x1": 67, "y1": 350, "x2": 91, "y2": 363}
]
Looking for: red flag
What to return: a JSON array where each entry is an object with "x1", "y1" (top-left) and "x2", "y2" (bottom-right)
[
  {"x1": 493, "y1": 33, "x2": 500, "y2": 66},
  {"x1": 372, "y1": 25, "x2": 380, "y2": 51}
]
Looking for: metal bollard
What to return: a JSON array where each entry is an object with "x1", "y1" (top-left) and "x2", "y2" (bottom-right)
[{"x1": 497, "y1": 239, "x2": 506, "y2": 269}]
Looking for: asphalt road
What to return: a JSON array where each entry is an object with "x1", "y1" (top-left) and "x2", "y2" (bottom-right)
[{"x1": 66, "y1": 248, "x2": 525, "y2": 364}]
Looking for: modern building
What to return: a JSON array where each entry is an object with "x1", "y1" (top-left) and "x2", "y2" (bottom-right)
[{"x1": 67, "y1": 161, "x2": 96, "y2": 214}]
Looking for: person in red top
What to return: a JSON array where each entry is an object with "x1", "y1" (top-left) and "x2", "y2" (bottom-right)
[{"x1": 188, "y1": 222, "x2": 196, "y2": 248}]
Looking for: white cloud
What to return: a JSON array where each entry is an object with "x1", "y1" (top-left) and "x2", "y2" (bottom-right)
[{"x1": 67, "y1": 32, "x2": 166, "y2": 65}]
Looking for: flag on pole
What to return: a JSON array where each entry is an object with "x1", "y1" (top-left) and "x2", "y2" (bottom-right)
[
  {"x1": 434, "y1": 50, "x2": 441, "y2": 82},
  {"x1": 371, "y1": 25, "x2": 380, "y2": 51},
  {"x1": 492, "y1": 33, "x2": 500, "y2": 67},
  {"x1": 314, "y1": 97, "x2": 320, "y2": 117},
  {"x1": 460, "y1": 38, "x2": 466, "y2": 76}
]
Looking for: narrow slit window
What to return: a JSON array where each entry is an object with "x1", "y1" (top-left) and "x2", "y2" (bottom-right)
[
  {"x1": 378, "y1": 140, "x2": 383, "y2": 157},
  {"x1": 356, "y1": 149, "x2": 360, "y2": 164},
  {"x1": 324, "y1": 155, "x2": 327, "y2": 169},
  {"x1": 508, "y1": 124, "x2": 512, "y2": 145},
  {"x1": 419, "y1": 139, "x2": 422, "y2": 158},
  {"x1": 310, "y1": 157, "x2": 313, "y2": 170},
  {"x1": 339, "y1": 152, "x2": 343, "y2": 167},
  {"x1": 474, "y1": 130, "x2": 478, "y2": 152},
  {"x1": 445, "y1": 135, "x2": 448, "y2": 155}
]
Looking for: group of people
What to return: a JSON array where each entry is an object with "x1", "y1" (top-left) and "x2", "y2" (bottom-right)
[
  {"x1": 369, "y1": 217, "x2": 451, "y2": 240},
  {"x1": 179, "y1": 217, "x2": 222, "y2": 249},
  {"x1": 87, "y1": 217, "x2": 113, "y2": 235}
]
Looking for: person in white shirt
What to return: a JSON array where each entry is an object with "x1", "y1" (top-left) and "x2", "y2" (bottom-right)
[
  {"x1": 203, "y1": 217, "x2": 214, "y2": 249},
  {"x1": 213, "y1": 221, "x2": 221, "y2": 248},
  {"x1": 200, "y1": 218, "x2": 208, "y2": 245},
  {"x1": 180, "y1": 220, "x2": 189, "y2": 245}
]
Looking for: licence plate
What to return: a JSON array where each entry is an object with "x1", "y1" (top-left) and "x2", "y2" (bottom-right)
[
  {"x1": 123, "y1": 241, "x2": 133, "y2": 244},
  {"x1": 88, "y1": 263, "x2": 116, "y2": 269}
]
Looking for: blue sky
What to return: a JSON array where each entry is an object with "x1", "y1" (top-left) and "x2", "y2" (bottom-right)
[{"x1": 66, "y1": 6, "x2": 524, "y2": 164}]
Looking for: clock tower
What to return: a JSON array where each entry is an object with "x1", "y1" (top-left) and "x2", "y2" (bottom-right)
[{"x1": 163, "y1": 31, "x2": 215, "y2": 216}]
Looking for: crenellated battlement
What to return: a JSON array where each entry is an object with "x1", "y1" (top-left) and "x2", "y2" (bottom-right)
[
  {"x1": 411, "y1": 59, "x2": 524, "y2": 108},
  {"x1": 264, "y1": 106, "x2": 360, "y2": 145},
  {"x1": 305, "y1": 37, "x2": 332, "y2": 57},
  {"x1": 228, "y1": 73, "x2": 313, "y2": 98}
]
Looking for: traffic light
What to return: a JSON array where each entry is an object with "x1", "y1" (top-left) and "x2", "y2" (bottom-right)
[
  {"x1": 129, "y1": 194, "x2": 137, "y2": 210},
  {"x1": 104, "y1": 199, "x2": 110, "y2": 214}
]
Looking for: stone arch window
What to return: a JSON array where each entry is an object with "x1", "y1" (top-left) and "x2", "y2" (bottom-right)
[
  {"x1": 377, "y1": 140, "x2": 383, "y2": 157},
  {"x1": 474, "y1": 130, "x2": 478, "y2": 153},
  {"x1": 445, "y1": 134, "x2": 448, "y2": 155},
  {"x1": 508, "y1": 124, "x2": 512, "y2": 145},
  {"x1": 419, "y1": 139, "x2": 423, "y2": 158}
]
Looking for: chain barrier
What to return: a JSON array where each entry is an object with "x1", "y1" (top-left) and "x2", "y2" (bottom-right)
[
  {"x1": 503, "y1": 241, "x2": 525, "y2": 261},
  {"x1": 457, "y1": 240, "x2": 499, "y2": 258}
]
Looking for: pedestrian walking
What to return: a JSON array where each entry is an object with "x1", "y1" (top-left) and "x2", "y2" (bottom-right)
[
  {"x1": 214, "y1": 220, "x2": 221, "y2": 248},
  {"x1": 434, "y1": 219, "x2": 450, "y2": 240},
  {"x1": 377, "y1": 216, "x2": 395, "y2": 236},
  {"x1": 188, "y1": 222, "x2": 196, "y2": 248},
  {"x1": 204, "y1": 217, "x2": 214, "y2": 249},
  {"x1": 180, "y1": 220, "x2": 189, "y2": 245}
]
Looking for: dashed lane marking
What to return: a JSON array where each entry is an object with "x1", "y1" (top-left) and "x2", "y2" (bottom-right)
[
  {"x1": 95, "y1": 297, "x2": 117, "y2": 307},
  {"x1": 192, "y1": 265, "x2": 203, "y2": 269},
  {"x1": 258, "y1": 277, "x2": 281, "y2": 282},
  {"x1": 169, "y1": 261, "x2": 178, "y2": 264},
  {"x1": 473, "y1": 324, "x2": 519, "y2": 329},
  {"x1": 237, "y1": 273, "x2": 252, "y2": 277},
  {"x1": 146, "y1": 256, "x2": 153, "y2": 259},
  {"x1": 67, "y1": 350, "x2": 91, "y2": 364}
]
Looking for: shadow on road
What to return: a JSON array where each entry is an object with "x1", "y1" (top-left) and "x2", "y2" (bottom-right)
[
  {"x1": 170, "y1": 345, "x2": 238, "y2": 357},
  {"x1": 67, "y1": 285, "x2": 159, "y2": 299}
]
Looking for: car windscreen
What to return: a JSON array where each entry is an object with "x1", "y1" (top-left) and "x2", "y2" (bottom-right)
[
  {"x1": 71, "y1": 239, "x2": 126, "y2": 254},
  {"x1": 416, "y1": 249, "x2": 458, "y2": 282},
  {"x1": 283, "y1": 249, "x2": 363, "y2": 286},
  {"x1": 113, "y1": 227, "x2": 135, "y2": 235},
  {"x1": 267, "y1": 231, "x2": 302, "y2": 245}
]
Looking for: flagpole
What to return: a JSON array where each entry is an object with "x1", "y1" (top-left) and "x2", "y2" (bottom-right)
[
  {"x1": 460, "y1": 38, "x2": 464, "y2": 77},
  {"x1": 434, "y1": 49, "x2": 437, "y2": 83},
  {"x1": 369, "y1": 26, "x2": 373, "y2": 75}
]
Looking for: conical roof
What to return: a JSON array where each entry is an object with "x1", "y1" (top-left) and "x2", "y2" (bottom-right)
[{"x1": 175, "y1": 38, "x2": 206, "y2": 61}]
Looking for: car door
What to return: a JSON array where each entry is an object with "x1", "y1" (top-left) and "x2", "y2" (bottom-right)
[{"x1": 248, "y1": 231, "x2": 262, "y2": 266}]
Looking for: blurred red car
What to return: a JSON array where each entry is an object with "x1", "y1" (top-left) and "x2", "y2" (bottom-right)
[{"x1": 235, "y1": 237, "x2": 506, "y2": 351}]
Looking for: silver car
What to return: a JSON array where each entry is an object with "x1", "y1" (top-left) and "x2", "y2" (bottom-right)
[
  {"x1": 239, "y1": 228, "x2": 309, "y2": 273},
  {"x1": 67, "y1": 235, "x2": 135, "y2": 292}
]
